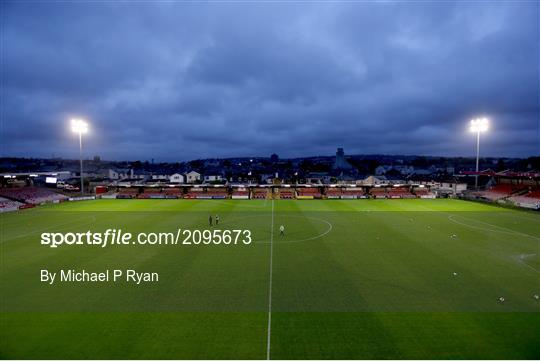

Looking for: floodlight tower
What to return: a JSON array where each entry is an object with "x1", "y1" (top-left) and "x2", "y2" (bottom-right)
[
  {"x1": 71, "y1": 119, "x2": 89, "y2": 195},
  {"x1": 469, "y1": 117, "x2": 488, "y2": 190}
]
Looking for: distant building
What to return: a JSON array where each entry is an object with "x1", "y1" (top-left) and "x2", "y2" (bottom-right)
[
  {"x1": 362, "y1": 175, "x2": 387, "y2": 186},
  {"x1": 376, "y1": 165, "x2": 414, "y2": 176},
  {"x1": 151, "y1": 174, "x2": 169, "y2": 181},
  {"x1": 333, "y1": 148, "x2": 353, "y2": 170},
  {"x1": 185, "y1": 171, "x2": 201, "y2": 183},
  {"x1": 204, "y1": 174, "x2": 223, "y2": 182},
  {"x1": 270, "y1": 153, "x2": 279, "y2": 163},
  {"x1": 106, "y1": 168, "x2": 132, "y2": 180},
  {"x1": 132, "y1": 169, "x2": 151, "y2": 180},
  {"x1": 306, "y1": 172, "x2": 329, "y2": 184},
  {"x1": 169, "y1": 173, "x2": 184, "y2": 183}
]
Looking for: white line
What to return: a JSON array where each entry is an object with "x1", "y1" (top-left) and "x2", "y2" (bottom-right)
[
  {"x1": 266, "y1": 199, "x2": 274, "y2": 360},
  {"x1": 517, "y1": 257, "x2": 540, "y2": 273},
  {"x1": 1, "y1": 215, "x2": 97, "y2": 243},
  {"x1": 257, "y1": 216, "x2": 333, "y2": 244},
  {"x1": 448, "y1": 215, "x2": 540, "y2": 241}
]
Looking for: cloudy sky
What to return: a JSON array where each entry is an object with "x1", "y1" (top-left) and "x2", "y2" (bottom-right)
[{"x1": 2, "y1": 1, "x2": 539, "y2": 161}]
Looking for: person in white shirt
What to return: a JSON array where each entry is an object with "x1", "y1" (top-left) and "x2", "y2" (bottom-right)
[{"x1": 279, "y1": 225, "x2": 285, "y2": 237}]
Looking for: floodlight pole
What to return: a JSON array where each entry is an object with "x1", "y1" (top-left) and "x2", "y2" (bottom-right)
[
  {"x1": 475, "y1": 130, "x2": 480, "y2": 190},
  {"x1": 79, "y1": 131, "x2": 84, "y2": 195},
  {"x1": 71, "y1": 118, "x2": 88, "y2": 195},
  {"x1": 470, "y1": 117, "x2": 488, "y2": 190}
]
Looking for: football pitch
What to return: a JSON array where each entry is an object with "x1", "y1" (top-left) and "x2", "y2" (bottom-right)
[{"x1": 1, "y1": 198, "x2": 539, "y2": 359}]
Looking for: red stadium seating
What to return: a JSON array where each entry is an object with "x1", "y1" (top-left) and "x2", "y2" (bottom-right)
[
  {"x1": 369, "y1": 187, "x2": 414, "y2": 199},
  {"x1": 164, "y1": 188, "x2": 181, "y2": 195},
  {"x1": 297, "y1": 188, "x2": 321, "y2": 199},
  {"x1": 279, "y1": 188, "x2": 295, "y2": 199},
  {"x1": 117, "y1": 188, "x2": 139, "y2": 199},
  {"x1": 326, "y1": 188, "x2": 342, "y2": 198},
  {"x1": 231, "y1": 188, "x2": 249, "y2": 199},
  {"x1": 137, "y1": 188, "x2": 164, "y2": 199},
  {"x1": 476, "y1": 184, "x2": 516, "y2": 201},
  {"x1": 185, "y1": 188, "x2": 228, "y2": 199},
  {"x1": 526, "y1": 189, "x2": 540, "y2": 199},
  {"x1": 252, "y1": 188, "x2": 268, "y2": 199},
  {"x1": 0, "y1": 196, "x2": 24, "y2": 212},
  {"x1": 0, "y1": 187, "x2": 68, "y2": 204}
]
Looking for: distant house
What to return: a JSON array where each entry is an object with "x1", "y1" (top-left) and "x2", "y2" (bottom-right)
[
  {"x1": 151, "y1": 174, "x2": 169, "y2": 181},
  {"x1": 384, "y1": 174, "x2": 406, "y2": 185},
  {"x1": 132, "y1": 169, "x2": 151, "y2": 180},
  {"x1": 185, "y1": 171, "x2": 201, "y2": 183},
  {"x1": 106, "y1": 168, "x2": 132, "y2": 180},
  {"x1": 204, "y1": 174, "x2": 223, "y2": 182},
  {"x1": 362, "y1": 175, "x2": 387, "y2": 186},
  {"x1": 169, "y1": 173, "x2": 185, "y2": 184},
  {"x1": 374, "y1": 165, "x2": 414, "y2": 176},
  {"x1": 306, "y1": 172, "x2": 331, "y2": 184}
]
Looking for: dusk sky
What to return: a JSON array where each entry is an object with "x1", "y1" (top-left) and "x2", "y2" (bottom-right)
[{"x1": 2, "y1": 1, "x2": 539, "y2": 161}]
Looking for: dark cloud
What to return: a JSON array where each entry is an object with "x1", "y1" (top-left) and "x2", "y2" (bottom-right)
[{"x1": 2, "y1": 1, "x2": 539, "y2": 161}]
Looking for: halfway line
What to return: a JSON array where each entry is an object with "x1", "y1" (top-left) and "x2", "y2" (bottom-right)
[{"x1": 266, "y1": 199, "x2": 274, "y2": 360}]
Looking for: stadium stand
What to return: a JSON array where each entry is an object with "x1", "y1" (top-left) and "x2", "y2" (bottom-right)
[
  {"x1": 185, "y1": 187, "x2": 228, "y2": 199},
  {"x1": 369, "y1": 186, "x2": 415, "y2": 199},
  {"x1": 0, "y1": 196, "x2": 24, "y2": 212},
  {"x1": 297, "y1": 187, "x2": 321, "y2": 199},
  {"x1": 252, "y1": 188, "x2": 269, "y2": 199},
  {"x1": 163, "y1": 187, "x2": 182, "y2": 199},
  {"x1": 508, "y1": 188, "x2": 540, "y2": 209},
  {"x1": 475, "y1": 184, "x2": 519, "y2": 201},
  {"x1": 527, "y1": 189, "x2": 540, "y2": 199},
  {"x1": 205, "y1": 188, "x2": 228, "y2": 199},
  {"x1": 278, "y1": 188, "x2": 295, "y2": 199},
  {"x1": 341, "y1": 187, "x2": 366, "y2": 199},
  {"x1": 326, "y1": 188, "x2": 342, "y2": 199},
  {"x1": 117, "y1": 188, "x2": 139, "y2": 199},
  {"x1": 184, "y1": 187, "x2": 203, "y2": 199},
  {"x1": 231, "y1": 188, "x2": 250, "y2": 199},
  {"x1": 138, "y1": 188, "x2": 165, "y2": 199},
  {"x1": 326, "y1": 187, "x2": 366, "y2": 199},
  {"x1": 370, "y1": 187, "x2": 389, "y2": 199},
  {"x1": 0, "y1": 187, "x2": 68, "y2": 204},
  {"x1": 413, "y1": 187, "x2": 436, "y2": 198},
  {"x1": 388, "y1": 187, "x2": 415, "y2": 199},
  {"x1": 99, "y1": 190, "x2": 119, "y2": 199}
]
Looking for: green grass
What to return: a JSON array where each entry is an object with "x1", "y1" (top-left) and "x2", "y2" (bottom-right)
[{"x1": 1, "y1": 199, "x2": 539, "y2": 359}]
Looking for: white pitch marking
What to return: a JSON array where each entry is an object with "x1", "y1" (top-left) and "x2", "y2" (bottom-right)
[
  {"x1": 516, "y1": 254, "x2": 540, "y2": 274},
  {"x1": 1, "y1": 215, "x2": 97, "y2": 243},
  {"x1": 266, "y1": 199, "x2": 274, "y2": 360},
  {"x1": 447, "y1": 215, "x2": 540, "y2": 241},
  {"x1": 258, "y1": 216, "x2": 333, "y2": 244}
]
